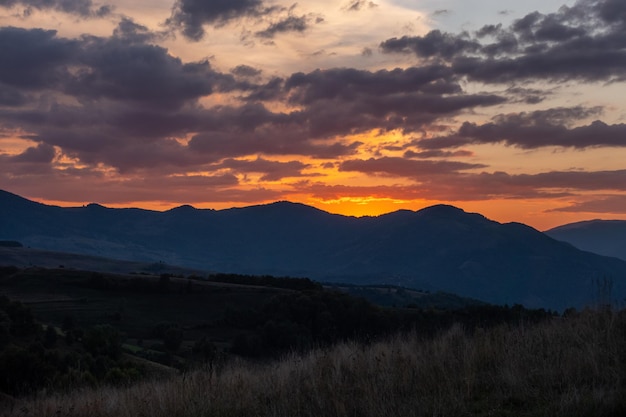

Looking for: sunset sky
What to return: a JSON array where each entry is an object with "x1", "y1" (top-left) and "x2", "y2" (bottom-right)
[{"x1": 1, "y1": 0, "x2": 625, "y2": 230}]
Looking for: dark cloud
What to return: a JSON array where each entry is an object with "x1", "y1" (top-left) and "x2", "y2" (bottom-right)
[
  {"x1": 0, "y1": 169, "x2": 291, "y2": 206},
  {"x1": 231, "y1": 64, "x2": 262, "y2": 78},
  {"x1": 255, "y1": 14, "x2": 310, "y2": 38},
  {"x1": 344, "y1": 0, "x2": 377, "y2": 12},
  {"x1": 0, "y1": 0, "x2": 112, "y2": 17},
  {"x1": 11, "y1": 142, "x2": 55, "y2": 163},
  {"x1": 403, "y1": 149, "x2": 474, "y2": 159},
  {"x1": 167, "y1": 0, "x2": 278, "y2": 41},
  {"x1": 0, "y1": 22, "x2": 512, "y2": 177},
  {"x1": 380, "y1": 0, "x2": 626, "y2": 83},
  {"x1": 548, "y1": 195, "x2": 626, "y2": 213},
  {"x1": 0, "y1": 25, "x2": 247, "y2": 173},
  {"x1": 339, "y1": 157, "x2": 486, "y2": 177},
  {"x1": 219, "y1": 157, "x2": 311, "y2": 181},
  {"x1": 597, "y1": 0, "x2": 626, "y2": 24},
  {"x1": 113, "y1": 18, "x2": 167, "y2": 44},
  {"x1": 413, "y1": 169, "x2": 626, "y2": 201},
  {"x1": 380, "y1": 30, "x2": 480, "y2": 60},
  {"x1": 0, "y1": 25, "x2": 234, "y2": 110},
  {"x1": 186, "y1": 112, "x2": 363, "y2": 161},
  {"x1": 297, "y1": 174, "x2": 569, "y2": 202},
  {"x1": 0, "y1": 27, "x2": 78, "y2": 90},
  {"x1": 243, "y1": 76, "x2": 284, "y2": 101},
  {"x1": 418, "y1": 107, "x2": 626, "y2": 150},
  {"x1": 0, "y1": 84, "x2": 28, "y2": 106},
  {"x1": 67, "y1": 37, "x2": 238, "y2": 110},
  {"x1": 475, "y1": 24, "x2": 502, "y2": 38},
  {"x1": 441, "y1": 169, "x2": 626, "y2": 201},
  {"x1": 504, "y1": 86, "x2": 548, "y2": 104},
  {"x1": 332, "y1": 154, "x2": 626, "y2": 202},
  {"x1": 0, "y1": 47, "x2": 505, "y2": 173},
  {"x1": 285, "y1": 66, "x2": 462, "y2": 104},
  {"x1": 432, "y1": 9, "x2": 451, "y2": 16},
  {"x1": 2, "y1": 0, "x2": 623, "y2": 211},
  {"x1": 468, "y1": 170, "x2": 626, "y2": 192}
]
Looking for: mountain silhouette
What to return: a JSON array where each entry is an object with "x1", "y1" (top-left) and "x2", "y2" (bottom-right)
[
  {"x1": 2, "y1": 189, "x2": 626, "y2": 310},
  {"x1": 546, "y1": 220, "x2": 626, "y2": 262}
]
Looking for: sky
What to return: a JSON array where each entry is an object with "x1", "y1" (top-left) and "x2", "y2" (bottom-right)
[{"x1": 0, "y1": 0, "x2": 625, "y2": 230}]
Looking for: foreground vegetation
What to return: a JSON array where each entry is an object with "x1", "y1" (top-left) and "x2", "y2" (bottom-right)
[{"x1": 2, "y1": 308, "x2": 625, "y2": 417}]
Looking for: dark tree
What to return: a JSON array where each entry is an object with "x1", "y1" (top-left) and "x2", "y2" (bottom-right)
[
  {"x1": 163, "y1": 327, "x2": 183, "y2": 352},
  {"x1": 43, "y1": 325, "x2": 57, "y2": 348}
]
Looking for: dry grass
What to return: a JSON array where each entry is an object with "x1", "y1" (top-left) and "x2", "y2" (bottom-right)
[{"x1": 4, "y1": 309, "x2": 626, "y2": 417}]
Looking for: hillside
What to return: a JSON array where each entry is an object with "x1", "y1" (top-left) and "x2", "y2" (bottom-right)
[
  {"x1": 3, "y1": 308, "x2": 625, "y2": 417},
  {"x1": 546, "y1": 220, "x2": 626, "y2": 262},
  {"x1": 1, "y1": 266, "x2": 548, "y2": 398},
  {"x1": 0, "y1": 246, "x2": 203, "y2": 275},
  {"x1": 2, "y1": 189, "x2": 626, "y2": 310}
]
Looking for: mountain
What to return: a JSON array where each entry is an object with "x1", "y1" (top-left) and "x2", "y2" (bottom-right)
[
  {"x1": 546, "y1": 220, "x2": 626, "y2": 262},
  {"x1": 2, "y1": 189, "x2": 626, "y2": 310}
]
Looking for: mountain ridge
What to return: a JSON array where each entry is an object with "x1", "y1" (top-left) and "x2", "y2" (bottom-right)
[
  {"x1": 2, "y1": 189, "x2": 626, "y2": 310},
  {"x1": 546, "y1": 220, "x2": 626, "y2": 262}
]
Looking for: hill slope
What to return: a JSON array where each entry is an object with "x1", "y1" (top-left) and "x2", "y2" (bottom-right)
[
  {"x1": 2, "y1": 189, "x2": 626, "y2": 310},
  {"x1": 546, "y1": 220, "x2": 626, "y2": 262}
]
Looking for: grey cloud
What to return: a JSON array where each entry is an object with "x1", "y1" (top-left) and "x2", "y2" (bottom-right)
[
  {"x1": 231, "y1": 65, "x2": 262, "y2": 78},
  {"x1": 548, "y1": 195, "x2": 626, "y2": 213},
  {"x1": 0, "y1": 24, "x2": 512, "y2": 179},
  {"x1": 380, "y1": 0, "x2": 626, "y2": 83},
  {"x1": 285, "y1": 66, "x2": 461, "y2": 104},
  {"x1": 244, "y1": 77, "x2": 284, "y2": 101},
  {"x1": 505, "y1": 86, "x2": 548, "y2": 104},
  {"x1": 187, "y1": 124, "x2": 362, "y2": 161},
  {"x1": 339, "y1": 157, "x2": 486, "y2": 177},
  {"x1": 112, "y1": 18, "x2": 167, "y2": 44},
  {"x1": 403, "y1": 149, "x2": 473, "y2": 159},
  {"x1": 0, "y1": 84, "x2": 28, "y2": 106},
  {"x1": 0, "y1": 0, "x2": 112, "y2": 17},
  {"x1": 0, "y1": 26, "x2": 232, "y2": 110},
  {"x1": 344, "y1": 0, "x2": 377, "y2": 12},
  {"x1": 475, "y1": 24, "x2": 502, "y2": 38},
  {"x1": 597, "y1": 0, "x2": 626, "y2": 24},
  {"x1": 434, "y1": 169, "x2": 626, "y2": 200},
  {"x1": 167, "y1": 0, "x2": 278, "y2": 41},
  {"x1": 508, "y1": 170, "x2": 626, "y2": 190},
  {"x1": 263, "y1": 66, "x2": 505, "y2": 138},
  {"x1": 531, "y1": 16, "x2": 587, "y2": 42},
  {"x1": 68, "y1": 38, "x2": 233, "y2": 110},
  {"x1": 255, "y1": 15, "x2": 310, "y2": 38},
  {"x1": 327, "y1": 167, "x2": 626, "y2": 202},
  {"x1": 418, "y1": 107, "x2": 626, "y2": 150},
  {"x1": 219, "y1": 157, "x2": 310, "y2": 181},
  {"x1": 0, "y1": 27, "x2": 78, "y2": 90},
  {"x1": 432, "y1": 9, "x2": 450, "y2": 16},
  {"x1": 11, "y1": 142, "x2": 56, "y2": 163},
  {"x1": 380, "y1": 30, "x2": 480, "y2": 60}
]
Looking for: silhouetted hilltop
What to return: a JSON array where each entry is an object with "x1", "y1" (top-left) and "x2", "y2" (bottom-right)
[
  {"x1": 2, "y1": 189, "x2": 626, "y2": 310},
  {"x1": 546, "y1": 220, "x2": 626, "y2": 261}
]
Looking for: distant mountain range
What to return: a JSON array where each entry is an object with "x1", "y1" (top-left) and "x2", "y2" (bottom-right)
[
  {"x1": 546, "y1": 220, "x2": 626, "y2": 262},
  {"x1": 2, "y1": 189, "x2": 626, "y2": 310}
]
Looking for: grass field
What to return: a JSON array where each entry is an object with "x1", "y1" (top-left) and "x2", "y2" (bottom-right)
[{"x1": 2, "y1": 308, "x2": 625, "y2": 417}]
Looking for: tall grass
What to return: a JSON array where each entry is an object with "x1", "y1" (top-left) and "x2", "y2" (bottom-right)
[{"x1": 4, "y1": 309, "x2": 626, "y2": 417}]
